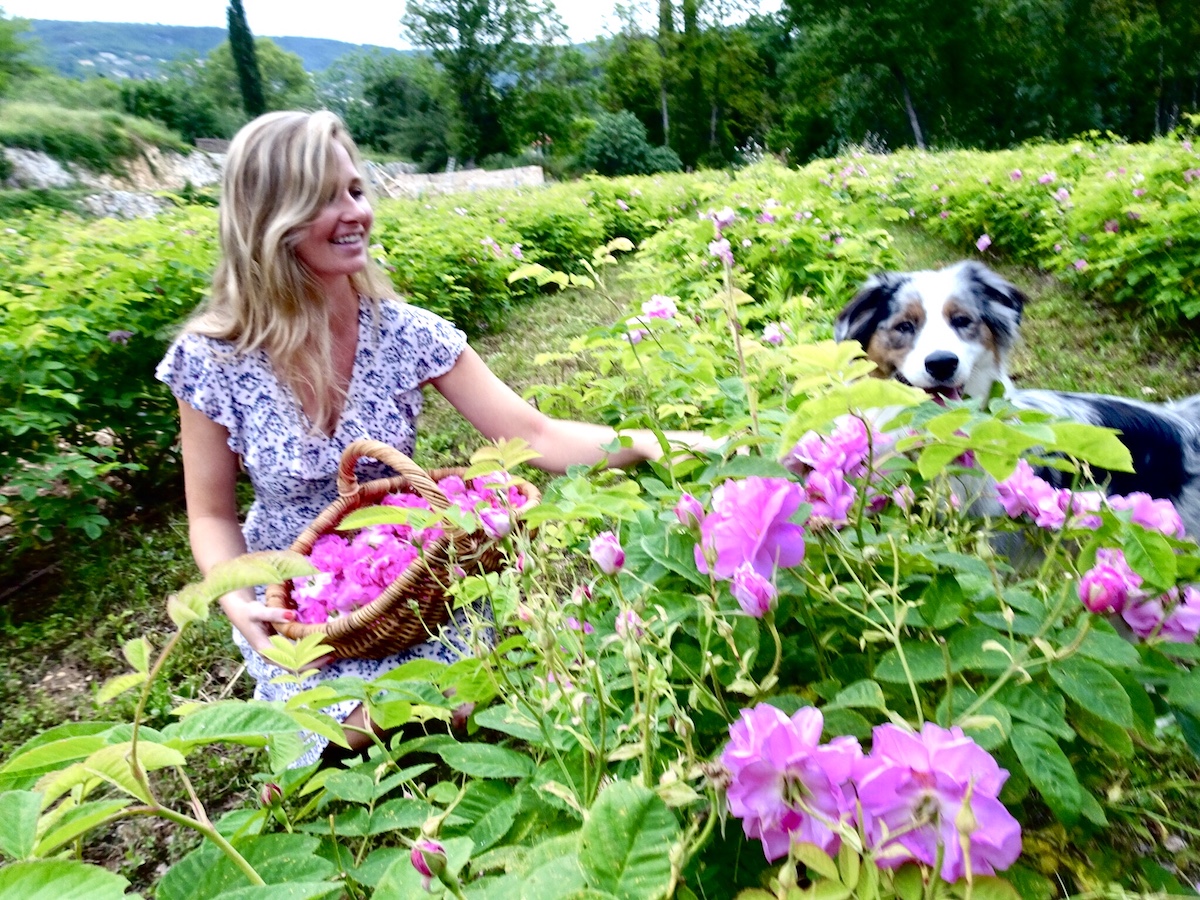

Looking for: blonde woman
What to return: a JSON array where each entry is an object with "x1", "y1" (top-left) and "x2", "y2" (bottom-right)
[{"x1": 156, "y1": 110, "x2": 698, "y2": 766}]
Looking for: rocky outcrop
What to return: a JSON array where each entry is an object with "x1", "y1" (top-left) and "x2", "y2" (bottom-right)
[{"x1": 1, "y1": 145, "x2": 545, "y2": 218}]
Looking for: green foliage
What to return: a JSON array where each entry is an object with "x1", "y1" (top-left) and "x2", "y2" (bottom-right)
[
  {"x1": 580, "y1": 111, "x2": 682, "y2": 177},
  {"x1": 0, "y1": 101, "x2": 187, "y2": 173},
  {"x1": 401, "y1": 0, "x2": 570, "y2": 162},
  {"x1": 0, "y1": 9, "x2": 36, "y2": 98},
  {"x1": 226, "y1": 0, "x2": 265, "y2": 117},
  {"x1": 120, "y1": 79, "x2": 223, "y2": 145}
]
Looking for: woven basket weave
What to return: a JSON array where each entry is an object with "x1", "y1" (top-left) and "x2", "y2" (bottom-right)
[{"x1": 265, "y1": 439, "x2": 539, "y2": 659}]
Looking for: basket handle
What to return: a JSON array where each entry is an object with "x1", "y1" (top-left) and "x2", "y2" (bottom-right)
[{"x1": 336, "y1": 439, "x2": 450, "y2": 510}]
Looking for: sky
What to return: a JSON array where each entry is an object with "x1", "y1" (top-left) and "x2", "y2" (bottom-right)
[{"x1": 3, "y1": 1, "x2": 784, "y2": 50}]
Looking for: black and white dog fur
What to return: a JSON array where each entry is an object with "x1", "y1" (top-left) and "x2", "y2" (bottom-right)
[{"x1": 833, "y1": 260, "x2": 1200, "y2": 536}]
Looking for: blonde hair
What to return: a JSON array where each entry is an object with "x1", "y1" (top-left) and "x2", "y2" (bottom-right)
[{"x1": 186, "y1": 110, "x2": 395, "y2": 432}]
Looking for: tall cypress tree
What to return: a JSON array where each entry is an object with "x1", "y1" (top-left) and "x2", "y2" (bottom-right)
[{"x1": 227, "y1": 0, "x2": 266, "y2": 117}]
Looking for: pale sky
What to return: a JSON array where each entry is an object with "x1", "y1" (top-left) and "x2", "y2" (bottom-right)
[{"x1": 3, "y1": 1, "x2": 784, "y2": 50}]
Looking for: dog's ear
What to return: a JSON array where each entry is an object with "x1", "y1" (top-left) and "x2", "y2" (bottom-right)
[
  {"x1": 958, "y1": 261, "x2": 1027, "y2": 350},
  {"x1": 834, "y1": 272, "x2": 906, "y2": 345}
]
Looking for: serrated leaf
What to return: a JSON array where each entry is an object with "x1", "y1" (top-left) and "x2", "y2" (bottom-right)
[
  {"x1": 793, "y1": 841, "x2": 840, "y2": 881},
  {"x1": 1010, "y1": 724, "x2": 1082, "y2": 826},
  {"x1": 199, "y1": 552, "x2": 317, "y2": 601},
  {"x1": 437, "y1": 742, "x2": 534, "y2": 778},
  {"x1": 34, "y1": 799, "x2": 131, "y2": 857},
  {"x1": 96, "y1": 672, "x2": 148, "y2": 705},
  {"x1": 0, "y1": 790, "x2": 41, "y2": 860},
  {"x1": 1048, "y1": 657, "x2": 1133, "y2": 729},
  {"x1": 122, "y1": 638, "x2": 152, "y2": 674},
  {"x1": 579, "y1": 781, "x2": 679, "y2": 900},
  {"x1": 168, "y1": 589, "x2": 208, "y2": 628},
  {"x1": 1121, "y1": 527, "x2": 1177, "y2": 591},
  {"x1": 0, "y1": 859, "x2": 139, "y2": 900},
  {"x1": 1047, "y1": 423, "x2": 1134, "y2": 472},
  {"x1": 826, "y1": 680, "x2": 887, "y2": 711},
  {"x1": 873, "y1": 644, "x2": 947, "y2": 683}
]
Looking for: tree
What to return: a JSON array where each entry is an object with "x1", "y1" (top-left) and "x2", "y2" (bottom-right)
[
  {"x1": 227, "y1": 0, "x2": 266, "y2": 117},
  {"x1": 0, "y1": 8, "x2": 37, "y2": 97},
  {"x1": 204, "y1": 38, "x2": 314, "y2": 113},
  {"x1": 401, "y1": 0, "x2": 569, "y2": 162}
]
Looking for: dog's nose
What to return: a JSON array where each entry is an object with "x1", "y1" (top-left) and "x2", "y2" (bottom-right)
[{"x1": 925, "y1": 351, "x2": 959, "y2": 382}]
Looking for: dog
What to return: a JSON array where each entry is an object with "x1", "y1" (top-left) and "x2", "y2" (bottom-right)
[{"x1": 833, "y1": 260, "x2": 1200, "y2": 536}]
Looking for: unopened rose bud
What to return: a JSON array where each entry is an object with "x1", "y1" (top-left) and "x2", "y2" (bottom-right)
[
  {"x1": 258, "y1": 782, "x2": 283, "y2": 809},
  {"x1": 673, "y1": 493, "x2": 704, "y2": 528},
  {"x1": 411, "y1": 838, "x2": 447, "y2": 892}
]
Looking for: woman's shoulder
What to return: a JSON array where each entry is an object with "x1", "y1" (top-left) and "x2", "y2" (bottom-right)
[{"x1": 375, "y1": 298, "x2": 466, "y2": 346}]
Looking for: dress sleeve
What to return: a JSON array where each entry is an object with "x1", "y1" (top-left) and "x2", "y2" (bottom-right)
[
  {"x1": 381, "y1": 301, "x2": 469, "y2": 387},
  {"x1": 154, "y1": 333, "x2": 245, "y2": 455}
]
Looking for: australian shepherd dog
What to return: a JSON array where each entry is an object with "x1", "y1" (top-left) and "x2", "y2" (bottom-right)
[{"x1": 833, "y1": 260, "x2": 1200, "y2": 535}]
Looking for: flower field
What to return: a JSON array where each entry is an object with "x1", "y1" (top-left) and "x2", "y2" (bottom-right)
[{"x1": 2, "y1": 131, "x2": 1200, "y2": 898}]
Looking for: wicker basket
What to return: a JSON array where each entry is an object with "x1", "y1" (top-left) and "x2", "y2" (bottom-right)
[{"x1": 265, "y1": 439, "x2": 539, "y2": 659}]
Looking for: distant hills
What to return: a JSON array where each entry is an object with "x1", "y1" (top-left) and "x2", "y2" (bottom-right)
[{"x1": 24, "y1": 19, "x2": 405, "y2": 79}]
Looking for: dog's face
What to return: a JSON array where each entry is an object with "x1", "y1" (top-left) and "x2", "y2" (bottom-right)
[{"x1": 834, "y1": 261, "x2": 1026, "y2": 399}]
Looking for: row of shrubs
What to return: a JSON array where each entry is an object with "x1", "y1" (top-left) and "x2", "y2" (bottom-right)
[
  {"x1": 813, "y1": 126, "x2": 1200, "y2": 324},
  {"x1": 4, "y1": 129, "x2": 1198, "y2": 559}
]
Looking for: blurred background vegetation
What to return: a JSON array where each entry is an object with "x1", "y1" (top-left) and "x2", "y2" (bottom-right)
[{"x1": 0, "y1": 0, "x2": 1197, "y2": 179}]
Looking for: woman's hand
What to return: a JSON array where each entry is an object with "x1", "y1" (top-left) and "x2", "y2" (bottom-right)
[{"x1": 220, "y1": 591, "x2": 336, "y2": 671}]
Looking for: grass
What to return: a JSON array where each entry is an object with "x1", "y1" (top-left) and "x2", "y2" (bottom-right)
[
  {"x1": 4, "y1": 227, "x2": 1200, "y2": 889},
  {"x1": 889, "y1": 227, "x2": 1200, "y2": 398},
  {"x1": 0, "y1": 101, "x2": 188, "y2": 174}
]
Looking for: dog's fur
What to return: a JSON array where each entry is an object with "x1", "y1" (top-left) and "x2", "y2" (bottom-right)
[{"x1": 834, "y1": 261, "x2": 1200, "y2": 536}]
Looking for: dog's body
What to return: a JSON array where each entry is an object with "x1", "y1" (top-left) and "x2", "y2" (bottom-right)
[{"x1": 834, "y1": 261, "x2": 1200, "y2": 536}]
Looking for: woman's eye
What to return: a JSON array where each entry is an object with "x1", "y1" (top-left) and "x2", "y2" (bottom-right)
[{"x1": 894, "y1": 321, "x2": 915, "y2": 335}]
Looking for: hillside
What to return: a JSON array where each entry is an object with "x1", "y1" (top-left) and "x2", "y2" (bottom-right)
[{"x1": 24, "y1": 19, "x2": 405, "y2": 78}]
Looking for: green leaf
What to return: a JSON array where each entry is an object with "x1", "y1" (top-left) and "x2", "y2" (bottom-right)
[
  {"x1": 198, "y1": 552, "x2": 318, "y2": 602},
  {"x1": 437, "y1": 742, "x2": 535, "y2": 779},
  {"x1": 578, "y1": 781, "x2": 680, "y2": 900},
  {"x1": 210, "y1": 885, "x2": 342, "y2": 900},
  {"x1": 1009, "y1": 724, "x2": 1082, "y2": 826},
  {"x1": 873, "y1": 644, "x2": 947, "y2": 683},
  {"x1": 1048, "y1": 657, "x2": 1133, "y2": 729},
  {"x1": 1077, "y1": 629, "x2": 1141, "y2": 670},
  {"x1": 996, "y1": 684, "x2": 1074, "y2": 741},
  {"x1": 122, "y1": 637, "x2": 152, "y2": 674},
  {"x1": 162, "y1": 701, "x2": 303, "y2": 748},
  {"x1": 921, "y1": 574, "x2": 965, "y2": 630},
  {"x1": 1047, "y1": 423, "x2": 1134, "y2": 472},
  {"x1": 793, "y1": 841, "x2": 840, "y2": 881},
  {"x1": 0, "y1": 790, "x2": 41, "y2": 860},
  {"x1": 949, "y1": 876, "x2": 1021, "y2": 900},
  {"x1": 96, "y1": 672, "x2": 148, "y2": 705},
  {"x1": 1121, "y1": 527, "x2": 1177, "y2": 592},
  {"x1": 1070, "y1": 705, "x2": 1133, "y2": 758},
  {"x1": 826, "y1": 680, "x2": 887, "y2": 711},
  {"x1": 157, "y1": 834, "x2": 337, "y2": 900},
  {"x1": 0, "y1": 860, "x2": 139, "y2": 900},
  {"x1": 34, "y1": 799, "x2": 132, "y2": 857}
]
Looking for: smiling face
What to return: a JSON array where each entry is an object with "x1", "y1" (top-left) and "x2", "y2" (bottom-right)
[{"x1": 291, "y1": 141, "x2": 374, "y2": 291}]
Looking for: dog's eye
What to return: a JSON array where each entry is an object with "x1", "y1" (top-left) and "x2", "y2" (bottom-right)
[
  {"x1": 950, "y1": 315, "x2": 973, "y2": 329},
  {"x1": 894, "y1": 321, "x2": 916, "y2": 335}
]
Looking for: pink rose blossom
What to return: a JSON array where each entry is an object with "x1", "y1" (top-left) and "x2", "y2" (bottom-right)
[
  {"x1": 642, "y1": 294, "x2": 678, "y2": 319},
  {"x1": 589, "y1": 531, "x2": 625, "y2": 574},
  {"x1": 695, "y1": 477, "x2": 806, "y2": 580},
  {"x1": 709, "y1": 238, "x2": 734, "y2": 267},
  {"x1": 722, "y1": 705, "x2": 863, "y2": 861},
  {"x1": 855, "y1": 723, "x2": 1021, "y2": 882},
  {"x1": 976, "y1": 234, "x2": 992, "y2": 252},
  {"x1": 1109, "y1": 492, "x2": 1186, "y2": 538}
]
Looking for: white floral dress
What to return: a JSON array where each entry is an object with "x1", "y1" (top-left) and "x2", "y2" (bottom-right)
[{"x1": 156, "y1": 298, "x2": 469, "y2": 766}]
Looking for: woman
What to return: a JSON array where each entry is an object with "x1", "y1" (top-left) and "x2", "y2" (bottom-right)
[{"x1": 156, "y1": 110, "x2": 698, "y2": 766}]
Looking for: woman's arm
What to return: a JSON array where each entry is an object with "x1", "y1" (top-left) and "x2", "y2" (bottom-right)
[
  {"x1": 176, "y1": 400, "x2": 300, "y2": 654},
  {"x1": 430, "y1": 347, "x2": 708, "y2": 473}
]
